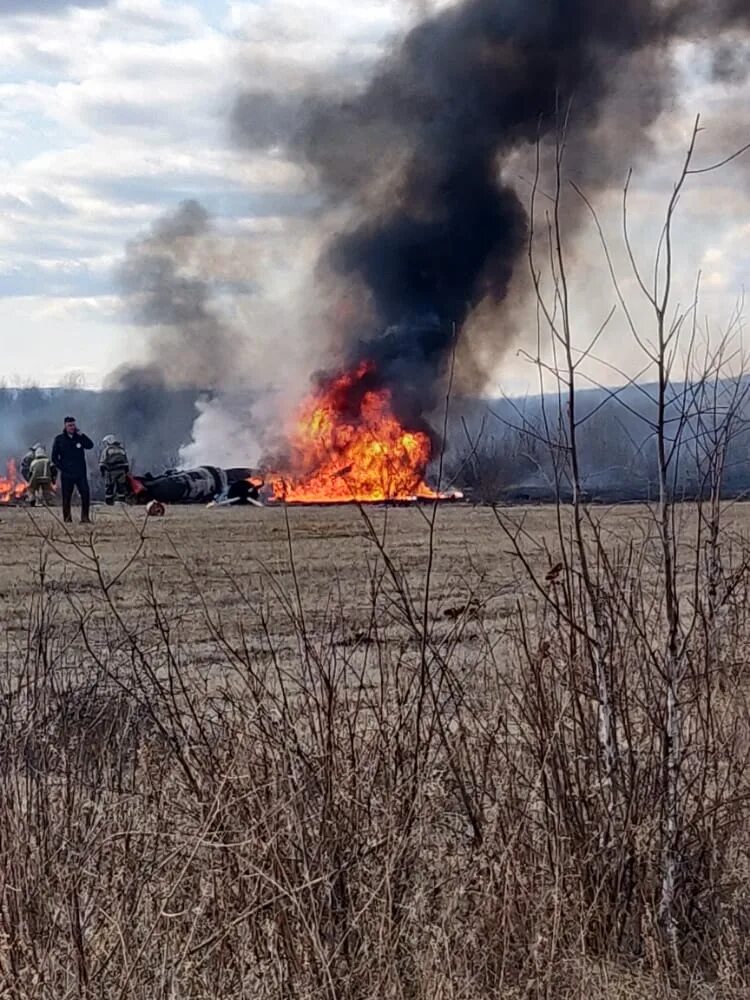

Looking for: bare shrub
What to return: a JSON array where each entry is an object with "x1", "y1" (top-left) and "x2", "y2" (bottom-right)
[{"x1": 487, "y1": 111, "x2": 750, "y2": 991}]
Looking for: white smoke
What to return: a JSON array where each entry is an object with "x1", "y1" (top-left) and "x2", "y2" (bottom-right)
[
  {"x1": 174, "y1": 217, "x2": 338, "y2": 471},
  {"x1": 178, "y1": 396, "x2": 262, "y2": 469}
]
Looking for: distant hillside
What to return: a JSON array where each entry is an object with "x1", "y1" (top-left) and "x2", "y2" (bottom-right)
[{"x1": 444, "y1": 377, "x2": 750, "y2": 501}]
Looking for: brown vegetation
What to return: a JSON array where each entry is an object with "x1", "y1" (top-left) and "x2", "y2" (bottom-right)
[
  {"x1": 0, "y1": 500, "x2": 748, "y2": 998},
  {"x1": 1, "y1": 111, "x2": 748, "y2": 1000}
]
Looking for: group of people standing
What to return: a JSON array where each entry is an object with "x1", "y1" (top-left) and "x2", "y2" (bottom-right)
[{"x1": 21, "y1": 417, "x2": 130, "y2": 523}]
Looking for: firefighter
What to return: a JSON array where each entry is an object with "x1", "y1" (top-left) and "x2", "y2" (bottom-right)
[
  {"x1": 20, "y1": 443, "x2": 41, "y2": 483},
  {"x1": 27, "y1": 446, "x2": 55, "y2": 506},
  {"x1": 99, "y1": 435, "x2": 130, "y2": 505}
]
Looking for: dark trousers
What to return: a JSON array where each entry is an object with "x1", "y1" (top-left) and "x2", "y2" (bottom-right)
[
  {"x1": 104, "y1": 470, "x2": 128, "y2": 505},
  {"x1": 61, "y1": 474, "x2": 90, "y2": 522}
]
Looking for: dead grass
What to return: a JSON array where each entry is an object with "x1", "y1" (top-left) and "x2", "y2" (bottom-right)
[{"x1": 0, "y1": 500, "x2": 748, "y2": 998}]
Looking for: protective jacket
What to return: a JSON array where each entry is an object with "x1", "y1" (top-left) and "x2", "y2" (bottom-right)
[
  {"x1": 20, "y1": 450, "x2": 34, "y2": 482},
  {"x1": 28, "y1": 456, "x2": 53, "y2": 487},
  {"x1": 99, "y1": 442, "x2": 129, "y2": 475}
]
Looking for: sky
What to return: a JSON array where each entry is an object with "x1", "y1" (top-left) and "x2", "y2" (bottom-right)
[
  {"x1": 0, "y1": 0, "x2": 410, "y2": 387},
  {"x1": 0, "y1": 0, "x2": 748, "y2": 393}
]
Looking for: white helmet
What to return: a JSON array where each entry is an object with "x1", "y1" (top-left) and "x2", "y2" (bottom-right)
[
  {"x1": 33, "y1": 446, "x2": 46, "y2": 458},
  {"x1": 101, "y1": 434, "x2": 116, "y2": 446}
]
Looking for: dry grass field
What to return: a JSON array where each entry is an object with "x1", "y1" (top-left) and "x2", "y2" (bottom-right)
[
  {"x1": 2, "y1": 501, "x2": 533, "y2": 665},
  {"x1": 1, "y1": 500, "x2": 750, "y2": 998},
  {"x1": 2, "y1": 502, "x2": 564, "y2": 685},
  {"x1": 2, "y1": 499, "x2": 736, "y2": 657}
]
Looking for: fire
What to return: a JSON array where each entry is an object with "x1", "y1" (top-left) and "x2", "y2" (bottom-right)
[
  {"x1": 0, "y1": 459, "x2": 27, "y2": 504},
  {"x1": 271, "y1": 362, "x2": 440, "y2": 504}
]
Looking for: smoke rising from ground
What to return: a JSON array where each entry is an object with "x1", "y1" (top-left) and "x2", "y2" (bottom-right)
[
  {"x1": 233, "y1": 0, "x2": 750, "y2": 432},
  {"x1": 105, "y1": 200, "x2": 244, "y2": 470},
  {"x1": 178, "y1": 396, "x2": 262, "y2": 470},
  {"x1": 114, "y1": 199, "x2": 238, "y2": 392}
]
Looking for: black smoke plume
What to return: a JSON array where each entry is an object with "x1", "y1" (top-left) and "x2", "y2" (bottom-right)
[{"x1": 234, "y1": 0, "x2": 750, "y2": 429}]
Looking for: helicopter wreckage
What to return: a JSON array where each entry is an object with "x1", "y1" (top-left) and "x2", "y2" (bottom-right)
[{"x1": 128, "y1": 467, "x2": 265, "y2": 511}]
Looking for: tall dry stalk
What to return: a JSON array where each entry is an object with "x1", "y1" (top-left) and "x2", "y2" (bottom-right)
[{"x1": 491, "y1": 110, "x2": 750, "y2": 976}]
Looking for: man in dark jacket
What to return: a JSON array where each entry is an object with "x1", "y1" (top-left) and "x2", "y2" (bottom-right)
[{"x1": 51, "y1": 417, "x2": 94, "y2": 523}]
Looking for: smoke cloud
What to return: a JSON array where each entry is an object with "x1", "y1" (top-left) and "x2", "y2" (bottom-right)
[
  {"x1": 98, "y1": 0, "x2": 750, "y2": 479},
  {"x1": 114, "y1": 199, "x2": 238, "y2": 391},
  {"x1": 233, "y1": 0, "x2": 750, "y2": 431},
  {"x1": 178, "y1": 395, "x2": 262, "y2": 470},
  {"x1": 105, "y1": 199, "x2": 243, "y2": 470}
]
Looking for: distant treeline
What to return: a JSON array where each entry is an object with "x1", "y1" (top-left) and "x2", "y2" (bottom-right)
[
  {"x1": 0, "y1": 385, "x2": 198, "y2": 475},
  {"x1": 3, "y1": 379, "x2": 750, "y2": 504},
  {"x1": 443, "y1": 378, "x2": 750, "y2": 503}
]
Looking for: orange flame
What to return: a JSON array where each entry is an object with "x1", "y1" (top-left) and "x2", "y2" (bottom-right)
[
  {"x1": 271, "y1": 362, "x2": 439, "y2": 504},
  {"x1": 0, "y1": 459, "x2": 27, "y2": 504}
]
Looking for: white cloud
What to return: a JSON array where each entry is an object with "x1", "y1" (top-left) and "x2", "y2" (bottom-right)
[
  {"x1": 0, "y1": 0, "x2": 411, "y2": 359},
  {"x1": 0, "y1": 0, "x2": 111, "y2": 17},
  {"x1": 0, "y1": 295, "x2": 126, "y2": 387}
]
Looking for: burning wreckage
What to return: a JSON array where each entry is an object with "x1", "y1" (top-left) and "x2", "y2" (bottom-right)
[
  {"x1": 122, "y1": 359, "x2": 463, "y2": 511},
  {"x1": 0, "y1": 439, "x2": 459, "y2": 511},
  {"x1": 0, "y1": 462, "x2": 266, "y2": 510},
  {"x1": 128, "y1": 455, "x2": 459, "y2": 510},
  {"x1": 128, "y1": 467, "x2": 264, "y2": 509},
  {"x1": 0, "y1": 460, "x2": 28, "y2": 505}
]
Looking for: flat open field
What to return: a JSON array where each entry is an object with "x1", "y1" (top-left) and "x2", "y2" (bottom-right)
[
  {"x1": 2, "y1": 501, "x2": 541, "y2": 664},
  {"x1": 1, "y1": 500, "x2": 750, "y2": 998},
  {"x1": 1, "y1": 502, "x2": 531, "y2": 687},
  {"x1": 4, "y1": 498, "x2": 748, "y2": 665}
]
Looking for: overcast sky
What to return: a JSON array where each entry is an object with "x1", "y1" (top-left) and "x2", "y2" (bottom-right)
[
  {"x1": 0, "y1": 0, "x2": 748, "y2": 392},
  {"x1": 0, "y1": 0, "x2": 408, "y2": 386}
]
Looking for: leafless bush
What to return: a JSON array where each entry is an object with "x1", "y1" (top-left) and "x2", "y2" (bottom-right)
[
  {"x1": 0, "y1": 496, "x2": 749, "y2": 999},
  {"x1": 488, "y1": 110, "x2": 750, "y2": 990}
]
